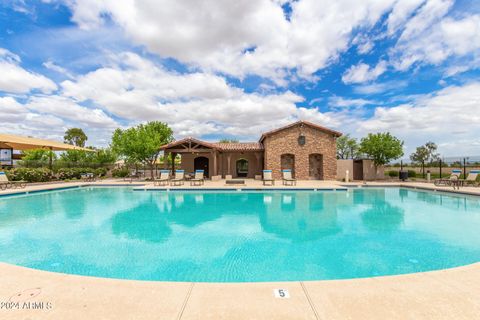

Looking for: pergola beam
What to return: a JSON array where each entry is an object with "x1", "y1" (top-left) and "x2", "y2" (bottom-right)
[{"x1": 166, "y1": 148, "x2": 214, "y2": 153}]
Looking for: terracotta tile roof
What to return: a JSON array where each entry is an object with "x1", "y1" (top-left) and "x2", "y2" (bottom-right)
[
  {"x1": 213, "y1": 142, "x2": 264, "y2": 151},
  {"x1": 259, "y1": 120, "x2": 342, "y2": 142}
]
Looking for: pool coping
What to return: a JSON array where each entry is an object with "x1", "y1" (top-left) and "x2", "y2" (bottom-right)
[{"x1": 2, "y1": 181, "x2": 479, "y2": 198}]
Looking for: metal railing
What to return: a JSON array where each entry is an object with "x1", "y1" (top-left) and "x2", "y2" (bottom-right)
[{"x1": 386, "y1": 156, "x2": 480, "y2": 180}]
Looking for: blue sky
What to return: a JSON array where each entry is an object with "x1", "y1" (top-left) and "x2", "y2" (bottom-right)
[{"x1": 1, "y1": 0, "x2": 480, "y2": 157}]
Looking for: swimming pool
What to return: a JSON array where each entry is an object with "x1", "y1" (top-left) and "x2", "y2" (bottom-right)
[{"x1": 0, "y1": 187, "x2": 479, "y2": 282}]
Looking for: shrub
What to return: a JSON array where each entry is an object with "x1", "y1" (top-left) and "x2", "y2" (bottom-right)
[
  {"x1": 95, "y1": 167, "x2": 108, "y2": 177},
  {"x1": 407, "y1": 170, "x2": 417, "y2": 178},
  {"x1": 388, "y1": 170, "x2": 399, "y2": 177},
  {"x1": 112, "y1": 167, "x2": 129, "y2": 178},
  {"x1": 6, "y1": 168, "x2": 53, "y2": 182},
  {"x1": 56, "y1": 168, "x2": 94, "y2": 180}
]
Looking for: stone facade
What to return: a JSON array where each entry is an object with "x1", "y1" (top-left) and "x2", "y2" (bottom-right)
[{"x1": 262, "y1": 123, "x2": 338, "y2": 180}]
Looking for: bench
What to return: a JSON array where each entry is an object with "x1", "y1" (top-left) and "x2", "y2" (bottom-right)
[{"x1": 225, "y1": 179, "x2": 245, "y2": 185}]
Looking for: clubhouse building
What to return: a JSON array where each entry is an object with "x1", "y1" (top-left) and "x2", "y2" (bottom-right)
[{"x1": 160, "y1": 120, "x2": 342, "y2": 180}]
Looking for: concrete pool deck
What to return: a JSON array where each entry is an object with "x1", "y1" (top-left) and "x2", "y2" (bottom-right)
[
  {"x1": 1, "y1": 179, "x2": 480, "y2": 319},
  {"x1": 2, "y1": 262, "x2": 480, "y2": 319}
]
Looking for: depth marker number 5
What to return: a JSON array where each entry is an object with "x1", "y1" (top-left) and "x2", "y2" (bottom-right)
[{"x1": 274, "y1": 289, "x2": 290, "y2": 299}]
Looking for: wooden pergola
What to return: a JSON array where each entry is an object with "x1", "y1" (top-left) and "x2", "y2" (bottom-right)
[{"x1": 160, "y1": 137, "x2": 220, "y2": 176}]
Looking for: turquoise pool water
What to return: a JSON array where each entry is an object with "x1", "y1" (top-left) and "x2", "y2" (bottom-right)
[{"x1": 0, "y1": 187, "x2": 480, "y2": 282}]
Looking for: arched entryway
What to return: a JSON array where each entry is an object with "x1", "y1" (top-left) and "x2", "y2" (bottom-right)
[
  {"x1": 236, "y1": 158, "x2": 248, "y2": 177},
  {"x1": 194, "y1": 156, "x2": 209, "y2": 178},
  {"x1": 309, "y1": 153, "x2": 323, "y2": 180},
  {"x1": 281, "y1": 154, "x2": 295, "y2": 177}
]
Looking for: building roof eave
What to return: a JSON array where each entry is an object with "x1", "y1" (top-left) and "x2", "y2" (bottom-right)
[{"x1": 259, "y1": 120, "x2": 342, "y2": 142}]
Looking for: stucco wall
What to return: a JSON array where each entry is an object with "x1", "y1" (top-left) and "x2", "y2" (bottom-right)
[
  {"x1": 337, "y1": 159, "x2": 385, "y2": 181},
  {"x1": 218, "y1": 152, "x2": 263, "y2": 178},
  {"x1": 362, "y1": 160, "x2": 385, "y2": 181},
  {"x1": 178, "y1": 152, "x2": 215, "y2": 176},
  {"x1": 337, "y1": 160, "x2": 354, "y2": 181},
  {"x1": 263, "y1": 124, "x2": 338, "y2": 180},
  {"x1": 176, "y1": 151, "x2": 263, "y2": 178}
]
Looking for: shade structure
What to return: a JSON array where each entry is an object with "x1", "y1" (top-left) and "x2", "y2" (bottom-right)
[{"x1": 0, "y1": 133, "x2": 93, "y2": 152}]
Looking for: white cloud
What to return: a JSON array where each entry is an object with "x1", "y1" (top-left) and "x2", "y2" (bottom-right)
[
  {"x1": 0, "y1": 48, "x2": 57, "y2": 94},
  {"x1": 359, "y1": 82, "x2": 480, "y2": 155},
  {"x1": 328, "y1": 96, "x2": 376, "y2": 108},
  {"x1": 389, "y1": 1, "x2": 480, "y2": 71},
  {"x1": 0, "y1": 96, "x2": 28, "y2": 122},
  {"x1": 386, "y1": 0, "x2": 426, "y2": 35},
  {"x1": 25, "y1": 95, "x2": 119, "y2": 128},
  {"x1": 342, "y1": 61, "x2": 387, "y2": 84},
  {"x1": 0, "y1": 94, "x2": 118, "y2": 146},
  {"x1": 43, "y1": 60, "x2": 75, "y2": 79},
  {"x1": 0, "y1": 96, "x2": 67, "y2": 140},
  {"x1": 58, "y1": 52, "x2": 343, "y2": 139},
  {"x1": 353, "y1": 80, "x2": 408, "y2": 95},
  {"x1": 63, "y1": 0, "x2": 401, "y2": 82},
  {"x1": 397, "y1": 0, "x2": 453, "y2": 42}
]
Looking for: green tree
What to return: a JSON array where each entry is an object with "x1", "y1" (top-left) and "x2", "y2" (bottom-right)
[
  {"x1": 111, "y1": 121, "x2": 174, "y2": 178},
  {"x1": 424, "y1": 141, "x2": 440, "y2": 164},
  {"x1": 410, "y1": 141, "x2": 441, "y2": 178},
  {"x1": 57, "y1": 147, "x2": 117, "y2": 168},
  {"x1": 410, "y1": 146, "x2": 429, "y2": 164},
  {"x1": 92, "y1": 148, "x2": 118, "y2": 165},
  {"x1": 20, "y1": 149, "x2": 57, "y2": 167},
  {"x1": 218, "y1": 138, "x2": 239, "y2": 143},
  {"x1": 64, "y1": 128, "x2": 88, "y2": 147},
  {"x1": 359, "y1": 133, "x2": 404, "y2": 171},
  {"x1": 336, "y1": 134, "x2": 359, "y2": 159},
  {"x1": 59, "y1": 150, "x2": 89, "y2": 163}
]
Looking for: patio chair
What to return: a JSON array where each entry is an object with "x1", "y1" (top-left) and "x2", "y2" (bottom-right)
[
  {"x1": 282, "y1": 169, "x2": 297, "y2": 186},
  {"x1": 170, "y1": 170, "x2": 185, "y2": 186},
  {"x1": 459, "y1": 170, "x2": 480, "y2": 187},
  {"x1": 124, "y1": 171, "x2": 140, "y2": 183},
  {"x1": 154, "y1": 170, "x2": 170, "y2": 186},
  {"x1": 262, "y1": 170, "x2": 275, "y2": 186},
  {"x1": 434, "y1": 169, "x2": 462, "y2": 186},
  {"x1": 190, "y1": 170, "x2": 205, "y2": 186},
  {"x1": 81, "y1": 173, "x2": 96, "y2": 182},
  {"x1": 0, "y1": 171, "x2": 26, "y2": 189}
]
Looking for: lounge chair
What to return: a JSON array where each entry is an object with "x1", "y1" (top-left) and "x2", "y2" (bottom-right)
[
  {"x1": 154, "y1": 170, "x2": 170, "y2": 186},
  {"x1": 263, "y1": 170, "x2": 275, "y2": 186},
  {"x1": 282, "y1": 169, "x2": 296, "y2": 186},
  {"x1": 170, "y1": 170, "x2": 185, "y2": 186},
  {"x1": 190, "y1": 170, "x2": 205, "y2": 186},
  {"x1": 434, "y1": 169, "x2": 462, "y2": 186},
  {"x1": 0, "y1": 171, "x2": 26, "y2": 189},
  {"x1": 460, "y1": 170, "x2": 480, "y2": 187}
]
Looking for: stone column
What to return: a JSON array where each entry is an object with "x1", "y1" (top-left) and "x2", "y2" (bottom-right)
[
  {"x1": 163, "y1": 151, "x2": 169, "y2": 169},
  {"x1": 213, "y1": 150, "x2": 218, "y2": 176},
  {"x1": 227, "y1": 154, "x2": 231, "y2": 176},
  {"x1": 171, "y1": 152, "x2": 177, "y2": 172}
]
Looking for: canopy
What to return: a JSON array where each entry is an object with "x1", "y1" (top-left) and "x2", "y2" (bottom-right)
[{"x1": 0, "y1": 133, "x2": 93, "y2": 152}]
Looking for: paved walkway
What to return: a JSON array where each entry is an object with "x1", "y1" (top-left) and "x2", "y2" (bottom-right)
[{"x1": 1, "y1": 179, "x2": 480, "y2": 319}]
